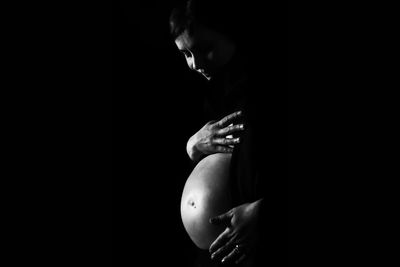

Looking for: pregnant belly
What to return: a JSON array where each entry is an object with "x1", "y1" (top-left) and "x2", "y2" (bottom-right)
[{"x1": 180, "y1": 153, "x2": 232, "y2": 249}]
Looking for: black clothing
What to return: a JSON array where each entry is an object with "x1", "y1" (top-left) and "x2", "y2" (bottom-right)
[
  {"x1": 204, "y1": 51, "x2": 265, "y2": 206},
  {"x1": 194, "y1": 51, "x2": 269, "y2": 267}
]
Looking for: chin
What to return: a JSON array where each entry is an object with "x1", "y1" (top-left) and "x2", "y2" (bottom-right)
[{"x1": 203, "y1": 74, "x2": 212, "y2": 81}]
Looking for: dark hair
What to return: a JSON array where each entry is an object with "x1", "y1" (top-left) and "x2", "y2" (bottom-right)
[{"x1": 169, "y1": 0, "x2": 245, "y2": 44}]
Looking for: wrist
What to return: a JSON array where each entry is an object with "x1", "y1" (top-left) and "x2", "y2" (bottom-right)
[
  {"x1": 187, "y1": 136, "x2": 203, "y2": 162},
  {"x1": 249, "y1": 198, "x2": 263, "y2": 213}
]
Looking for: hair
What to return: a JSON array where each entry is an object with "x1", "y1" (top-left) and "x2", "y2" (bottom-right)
[{"x1": 169, "y1": 0, "x2": 246, "y2": 45}]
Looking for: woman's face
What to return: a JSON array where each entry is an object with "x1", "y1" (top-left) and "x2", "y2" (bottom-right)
[{"x1": 175, "y1": 25, "x2": 236, "y2": 80}]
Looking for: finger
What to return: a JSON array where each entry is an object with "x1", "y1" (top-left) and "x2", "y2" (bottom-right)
[
  {"x1": 209, "y1": 210, "x2": 232, "y2": 226},
  {"x1": 211, "y1": 237, "x2": 236, "y2": 260},
  {"x1": 216, "y1": 111, "x2": 242, "y2": 127},
  {"x1": 217, "y1": 124, "x2": 245, "y2": 136},
  {"x1": 206, "y1": 120, "x2": 217, "y2": 126},
  {"x1": 214, "y1": 146, "x2": 234, "y2": 153},
  {"x1": 209, "y1": 227, "x2": 231, "y2": 253},
  {"x1": 213, "y1": 137, "x2": 240, "y2": 146},
  {"x1": 221, "y1": 246, "x2": 241, "y2": 264}
]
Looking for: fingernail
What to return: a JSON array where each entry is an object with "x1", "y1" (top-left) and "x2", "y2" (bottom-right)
[
  {"x1": 211, "y1": 253, "x2": 215, "y2": 259},
  {"x1": 240, "y1": 124, "x2": 244, "y2": 129},
  {"x1": 221, "y1": 258, "x2": 226, "y2": 263},
  {"x1": 235, "y1": 138, "x2": 240, "y2": 142}
]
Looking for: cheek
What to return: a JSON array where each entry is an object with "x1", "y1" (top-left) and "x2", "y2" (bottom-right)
[
  {"x1": 206, "y1": 51, "x2": 215, "y2": 63},
  {"x1": 205, "y1": 52, "x2": 218, "y2": 71},
  {"x1": 186, "y1": 58, "x2": 194, "y2": 70},
  {"x1": 207, "y1": 49, "x2": 225, "y2": 69},
  {"x1": 211, "y1": 47, "x2": 231, "y2": 69}
]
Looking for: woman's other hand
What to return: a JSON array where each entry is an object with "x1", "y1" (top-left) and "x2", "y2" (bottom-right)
[
  {"x1": 208, "y1": 199, "x2": 263, "y2": 265},
  {"x1": 187, "y1": 111, "x2": 245, "y2": 162}
]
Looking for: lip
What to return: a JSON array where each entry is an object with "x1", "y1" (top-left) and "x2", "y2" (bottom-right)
[
  {"x1": 198, "y1": 69, "x2": 208, "y2": 74},
  {"x1": 200, "y1": 71, "x2": 211, "y2": 77},
  {"x1": 197, "y1": 69, "x2": 212, "y2": 79}
]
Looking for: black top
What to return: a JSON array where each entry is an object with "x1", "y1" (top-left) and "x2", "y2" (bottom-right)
[
  {"x1": 196, "y1": 51, "x2": 268, "y2": 267},
  {"x1": 203, "y1": 50, "x2": 265, "y2": 206}
]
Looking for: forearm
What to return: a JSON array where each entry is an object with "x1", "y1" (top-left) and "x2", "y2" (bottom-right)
[{"x1": 249, "y1": 198, "x2": 264, "y2": 213}]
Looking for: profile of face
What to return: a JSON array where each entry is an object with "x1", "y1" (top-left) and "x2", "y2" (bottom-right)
[{"x1": 174, "y1": 25, "x2": 236, "y2": 80}]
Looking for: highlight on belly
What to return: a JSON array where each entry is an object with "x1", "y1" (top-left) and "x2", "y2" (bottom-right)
[{"x1": 180, "y1": 153, "x2": 232, "y2": 249}]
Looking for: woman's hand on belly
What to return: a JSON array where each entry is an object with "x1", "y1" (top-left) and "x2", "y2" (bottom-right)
[
  {"x1": 186, "y1": 111, "x2": 245, "y2": 162},
  {"x1": 208, "y1": 199, "x2": 263, "y2": 265}
]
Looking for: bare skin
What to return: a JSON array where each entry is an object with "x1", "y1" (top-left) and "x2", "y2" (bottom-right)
[
  {"x1": 175, "y1": 22, "x2": 263, "y2": 265},
  {"x1": 180, "y1": 153, "x2": 232, "y2": 249},
  {"x1": 186, "y1": 111, "x2": 245, "y2": 162},
  {"x1": 174, "y1": 24, "x2": 245, "y2": 162},
  {"x1": 209, "y1": 199, "x2": 263, "y2": 265},
  {"x1": 174, "y1": 27, "x2": 236, "y2": 80}
]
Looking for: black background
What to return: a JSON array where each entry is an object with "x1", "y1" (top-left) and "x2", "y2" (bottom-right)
[
  {"x1": 113, "y1": 1, "x2": 287, "y2": 266},
  {"x1": 113, "y1": 1, "x2": 224, "y2": 265},
  {"x1": 5, "y1": 1, "x2": 112, "y2": 265},
  {"x1": 5, "y1": 0, "x2": 392, "y2": 266}
]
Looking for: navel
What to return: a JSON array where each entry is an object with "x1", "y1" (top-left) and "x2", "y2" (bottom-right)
[{"x1": 187, "y1": 198, "x2": 197, "y2": 209}]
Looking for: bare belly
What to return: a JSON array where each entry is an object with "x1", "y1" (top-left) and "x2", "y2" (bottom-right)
[{"x1": 180, "y1": 153, "x2": 232, "y2": 249}]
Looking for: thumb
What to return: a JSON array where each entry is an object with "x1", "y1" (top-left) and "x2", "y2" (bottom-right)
[{"x1": 209, "y1": 211, "x2": 232, "y2": 225}]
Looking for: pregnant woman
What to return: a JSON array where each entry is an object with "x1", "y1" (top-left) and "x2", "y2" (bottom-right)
[
  {"x1": 170, "y1": 1, "x2": 266, "y2": 266},
  {"x1": 181, "y1": 111, "x2": 244, "y2": 249}
]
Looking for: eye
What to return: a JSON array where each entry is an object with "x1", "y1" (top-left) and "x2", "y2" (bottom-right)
[{"x1": 181, "y1": 51, "x2": 191, "y2": 58}]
